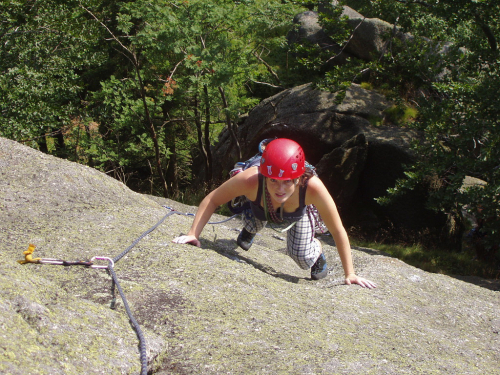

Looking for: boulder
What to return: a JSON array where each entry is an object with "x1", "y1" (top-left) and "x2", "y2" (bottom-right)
[
  {"x1": 1, "y1": 137, "x2": 499, "y2": 374},
  {"x1": 344, "y1": 16, "x2": 400, "y2": 61},
  {"x1": 290, "y1": 5, "x2": 410, "y2": 62},
  {"x1": 287, "y1": 11, "x2": 353, "y2": 65},
  {"x1": 315, "y1": 133, "x2": 368, "y2": 212},
  {"x1": 293, "y1": 2, "x2": 466, "y2": 67}
]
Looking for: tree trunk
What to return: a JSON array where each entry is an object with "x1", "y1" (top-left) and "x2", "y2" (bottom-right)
[
  {"x1": 135, "y1": 66, "x2": 169, "y2": 198},
  {"x1": 164, "y1": 122, "x2": 179, "y2": 197},
  {"x1": 203, "y1": 85, "x2": 213, "y2": 186},
  {"x1": 194, "y1": 93, "x2": 209, "y2": 181},
  {"x1": 443, "y1": 211, "x2": 464, "y2": 252},
  {"x1": 81, "y1": 6, "x2": 169, "y2": 196},
  {"x1": 218, "y1": 86, "x2": 242, "y2": 160},
  {"x1": 474, "y1": 13, "x2": 497, "y2": 53}
]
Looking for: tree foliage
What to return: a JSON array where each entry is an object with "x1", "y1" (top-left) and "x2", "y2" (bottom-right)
[
  {"x1": 0, "y1": 0, "x2": 105, "y2": 150},
  {"x1": 381, "y1": 0, "x2": 499, "y2": 259},
  {"x1": 286, "y1": 0, "x2": 499, "y2": 259}
]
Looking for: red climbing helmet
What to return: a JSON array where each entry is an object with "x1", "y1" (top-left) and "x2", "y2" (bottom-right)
[{"x1": 260, "y1": 138, "x2": 305, "y2": 180}]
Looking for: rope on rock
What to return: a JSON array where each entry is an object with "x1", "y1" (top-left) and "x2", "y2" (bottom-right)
[
  {"x1": 108, "y1": 265, "x2": 148, "y2": 375},
  {"x1": 162, "y1": 205, "x2": 240, "y2": 224},
  {"x1": 113, "y1": 210, "x2": 177, "y2": 263},
  {"x1": 17, "y1": 206, "x2": 241, "y2": 375}
]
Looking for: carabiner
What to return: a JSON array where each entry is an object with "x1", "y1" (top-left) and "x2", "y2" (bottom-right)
[{"x1": 89, "y1": 256, "x2": 115, "y2": 269}]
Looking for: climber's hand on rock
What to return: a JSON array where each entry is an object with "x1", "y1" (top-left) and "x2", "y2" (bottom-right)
[
  {"x1": 172, "y1": 235, "x2": 201, "y2": 248},
  {"x1": 345, "y1": 274, "x2": 377, "y2": 289}
]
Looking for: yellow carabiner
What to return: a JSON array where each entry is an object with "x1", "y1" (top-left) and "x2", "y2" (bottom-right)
[{"x1": 17, "y1": 244, "x2": 41, "y2": 264}]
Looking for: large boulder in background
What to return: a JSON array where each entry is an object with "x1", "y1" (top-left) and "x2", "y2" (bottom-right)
[
  {"x1": 212, "y1": 83, "x2": 446, "y2": 242},
  {"x1": 344, "y1": 16, "x2": 402, "y2": 61},
  {"x1": 290, "y1": 4, "x2": 409, "y2": 63},
  {"x1": 287, "y1": 11, "x2": 354, "y2": 65},
  {"x1": 315, "y1": 133, "x2": 368, "y2": 211}
]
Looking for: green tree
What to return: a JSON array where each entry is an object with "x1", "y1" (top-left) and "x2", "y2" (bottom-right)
[
  {"x1": 85, "y1": 0, "x2": 299, "y2": 197},
  {"x1": 378, "y1": 0, "x2": 499, "y2": 260},
  {"x1": 0, "y1": 0, "x2": 106, "y2": 154},
  {"x1": 346, "y1": 0, "x2": 500, "y2": 258}
]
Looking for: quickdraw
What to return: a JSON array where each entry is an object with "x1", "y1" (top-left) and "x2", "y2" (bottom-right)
[
  {"x1": 17, "y1": 209, "x2": 180, "y2": 375},
  {"x1": 18, "y1": 246, "x2": 114, "y2": 269}
]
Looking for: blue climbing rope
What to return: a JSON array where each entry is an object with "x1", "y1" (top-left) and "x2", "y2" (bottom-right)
[
  {"x1": 113, "y1": 211, "x2": 177, "y2": 263},
  {"x1": 108, "y1": 266, "x2": 148, "y2": 375},
  {"x1": 109, "y1": 207, "x2": 240, "y2": 374}
]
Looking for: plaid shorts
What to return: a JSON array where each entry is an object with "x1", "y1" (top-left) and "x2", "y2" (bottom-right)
[{"x1": 242, "y1": 208, "x2": 321, "y2": 270}]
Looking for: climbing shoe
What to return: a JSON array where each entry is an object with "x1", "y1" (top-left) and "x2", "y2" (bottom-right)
[
  {"x1": 237, "y1": 228, "x2": 255, "y2": 251},
  {"x1": 311, "y1": 253, "x2": 328, "y2": 280}
]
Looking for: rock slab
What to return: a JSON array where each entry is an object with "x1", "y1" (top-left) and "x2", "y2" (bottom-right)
[{"x1": 1, "y1": 137, "x2": 498, "y2": 374}]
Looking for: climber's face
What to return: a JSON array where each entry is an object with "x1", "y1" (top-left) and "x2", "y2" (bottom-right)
[{"x1": 266, "y1": 178, "x2": 298, "y2": 204}]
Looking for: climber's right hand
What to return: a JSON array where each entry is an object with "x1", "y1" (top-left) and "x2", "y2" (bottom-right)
[{"x1": 172, "y1": 235, "x2": 201, "y2": 248}]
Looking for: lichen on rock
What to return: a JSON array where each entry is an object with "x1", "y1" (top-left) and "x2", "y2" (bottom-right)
[{"x1": 1, "y1": 137, "x2": 499, "y2": 374}]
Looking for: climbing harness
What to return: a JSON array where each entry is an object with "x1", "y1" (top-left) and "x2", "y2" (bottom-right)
[
  {"x1": 17, "y1": 206, "x2": 242, "y2": 375},
  {"x1": 261, "y1": 177, "x2": 298, "y2": 233},
  {"x1": 261, "y1": 162, "x2": 327, "y2": 236}
]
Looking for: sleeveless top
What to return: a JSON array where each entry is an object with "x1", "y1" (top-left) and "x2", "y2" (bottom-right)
[{"x1": 250, "y1": 173, "x2": 308, "y2": 222}]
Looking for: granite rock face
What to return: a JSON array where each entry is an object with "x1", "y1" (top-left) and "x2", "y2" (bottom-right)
[{"x1": 1, "y1": 137, "x2": 499, "y2": 374}]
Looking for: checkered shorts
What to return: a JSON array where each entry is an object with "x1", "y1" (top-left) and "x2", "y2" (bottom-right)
[{"x1": 242, "y1": 208, "x2": 321, "y2": 270}]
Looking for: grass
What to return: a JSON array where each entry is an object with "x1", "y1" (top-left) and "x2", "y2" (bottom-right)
[{"x1": 350, "y1": 238, "x2": 499, "y2": 280}]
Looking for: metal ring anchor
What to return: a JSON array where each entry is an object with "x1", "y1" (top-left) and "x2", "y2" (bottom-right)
[{"x1": 89, "y1": 256, "x2": 115, "y2": 269}]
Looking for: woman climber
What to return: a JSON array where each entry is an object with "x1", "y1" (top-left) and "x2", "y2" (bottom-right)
[{"x1": 172, "y1": 138, "x2": 376, "y2": 288}]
